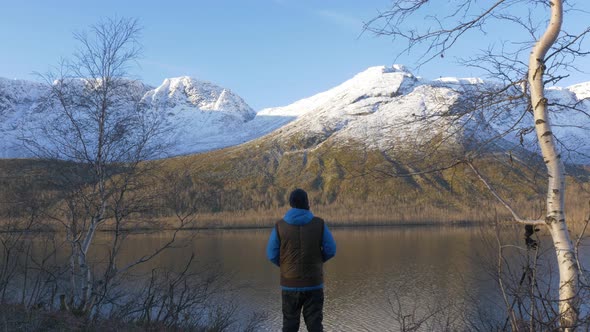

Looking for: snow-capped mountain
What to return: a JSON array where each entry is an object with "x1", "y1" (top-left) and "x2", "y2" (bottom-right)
[
  {"x1": 145, "y1": 76, "x2": 254, "y2": 121},
  {"x1": 0, "y1": 76, "x2": 262, "y2": 158},
  {"x1": 0, "y1": 78, "x2": 49, "y2": 157},
  {"x1": 1, "y1": 66, "x2": 589, "y2": 164},
  {"x1": 141, "y1": 76, "x2": 259, "y2": 155},
  {"x1": 256, "y1": 65, "x2": 590, "y2": 164}
]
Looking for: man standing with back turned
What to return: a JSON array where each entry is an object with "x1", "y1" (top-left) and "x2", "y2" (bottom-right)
[{"x1": 266, "y1": 188, "x2": 337, "y2": 332}]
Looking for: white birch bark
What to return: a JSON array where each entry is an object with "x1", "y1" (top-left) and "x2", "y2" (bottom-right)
[{"x1": 527, "y1": 0, "x2": 578, "y2": 328}]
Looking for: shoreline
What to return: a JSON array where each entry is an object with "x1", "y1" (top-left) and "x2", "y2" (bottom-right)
[{"x1": 0, "y1": 219, "x2": 498, "y2": 234}]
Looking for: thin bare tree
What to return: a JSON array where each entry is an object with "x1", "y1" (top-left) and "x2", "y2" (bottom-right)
[
  {"x1": 365, "y1": 1, "x2": 589, "y2": 329},
  {"x1": 21, "y1": 17, "x2": 173, "y2": 316}
]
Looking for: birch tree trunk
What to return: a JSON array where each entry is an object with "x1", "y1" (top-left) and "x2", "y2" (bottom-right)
[{"x1": 527, "y1": 0, "x2": 578, "y2": 328}]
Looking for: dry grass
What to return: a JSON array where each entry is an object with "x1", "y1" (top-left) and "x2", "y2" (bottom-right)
[
  {"x1": 1, "y1": 141, "x2": 589, "y2": 231},
  {"x1": 100, "y1": 190, "x2": 590, "y2": 230}
]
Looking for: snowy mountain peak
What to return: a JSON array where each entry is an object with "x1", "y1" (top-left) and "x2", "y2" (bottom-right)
[
  {"x1": 255, "y1": 66, "x2": 589, "y2": 164},
  {"x1": 344, "y1": 65, "x2": 418, "y2": 96},
  {"x1": 1, "y1": 67, "x2": 589, "y2": 162},
  {"x1": 0, "y1": 74, "x2": 257, "y2": 158},
  {"x1": 567, "y1": 82, "x2": 590, "y2": 101},
  {"x1": 146, "y1": 76, "x2": 254, "y2": 121},
  {"x1": 388, "y1": 64, "x2": 411, "y2": 73},
  {"x1": 352, "y1": 65, "x2": 414, "y2": 80},
  {"x1": 257, "y1": 65, "x2": 419, "y2": 120}
]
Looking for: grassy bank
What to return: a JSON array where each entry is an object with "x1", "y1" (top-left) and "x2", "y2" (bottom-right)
[
  {"x1": 5, "y1": 196, "x2": 587, "y2": 232},
  {"x1": 1, "y1": 146, "x2": 588, "y2": 232}
]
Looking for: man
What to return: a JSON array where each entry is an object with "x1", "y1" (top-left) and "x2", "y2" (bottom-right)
[{"x1": 266, "y1": 188, "x2": 337, "y2": 332}]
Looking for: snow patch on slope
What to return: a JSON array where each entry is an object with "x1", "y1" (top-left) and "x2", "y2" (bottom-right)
[
  {"x1": 263, "y1": 65, "x2": 590, "y2": 164},
  {"x1": 0, "y1": 78, "x2": 48, "y2": 157},
  {"x1": 1, "y1": 66, "x2": 589, "y2": 163}
]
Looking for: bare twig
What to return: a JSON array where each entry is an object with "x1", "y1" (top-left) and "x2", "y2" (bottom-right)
[{"x1": 468, "y1": 161, "x2": 545, "y2": 225}]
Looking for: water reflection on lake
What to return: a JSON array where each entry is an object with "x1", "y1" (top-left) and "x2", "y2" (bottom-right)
[{"x1": 81, "y1": 226, "x2": 586, "y2": 331}]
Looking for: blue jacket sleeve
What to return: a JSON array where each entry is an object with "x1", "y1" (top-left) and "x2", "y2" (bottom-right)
[
  {"x1": 322, "y1": 224, "x2": 336, "y2": 262},
  {"x1": 266, "y1": 227, "x2": 280, "y2": 266}
]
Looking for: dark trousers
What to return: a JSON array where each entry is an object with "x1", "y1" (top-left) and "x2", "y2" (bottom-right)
[{"x1": 282, "y1": 289, "x2": 324, "y2": 332}]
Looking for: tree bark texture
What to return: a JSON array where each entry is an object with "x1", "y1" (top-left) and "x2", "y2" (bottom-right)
[{"x1": 527, "y1": 0, "x2": 578, "y2": 328}]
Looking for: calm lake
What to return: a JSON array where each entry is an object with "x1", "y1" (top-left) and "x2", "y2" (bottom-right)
[
  {"x1": 77, "y1": 225, "x2": 590, "y2": 332},
  {"x1": 28, "y1": 226, "x2": 590, "y2": 331}
]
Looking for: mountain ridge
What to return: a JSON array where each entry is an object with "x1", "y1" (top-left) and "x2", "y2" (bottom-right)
[
  {"x1": 1, "y1": 67, "x2": 589, "y2": 223},
  {"x1": 1, "y1": 66, "x2": 589, "y2": 164}
]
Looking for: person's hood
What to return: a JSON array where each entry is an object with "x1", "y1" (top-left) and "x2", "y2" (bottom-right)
[{"x1": 283, "y1": 208, "x2": 314, "y2": 225}]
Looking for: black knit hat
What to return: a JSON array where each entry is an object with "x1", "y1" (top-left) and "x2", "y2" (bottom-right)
[{"x1": 289, "y1": 188, "x2": 309, "y2": 210}]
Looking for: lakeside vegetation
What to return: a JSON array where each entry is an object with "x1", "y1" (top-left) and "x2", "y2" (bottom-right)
[{"x1": 1, "y1": 143, "x2": 588, "y2": 231}]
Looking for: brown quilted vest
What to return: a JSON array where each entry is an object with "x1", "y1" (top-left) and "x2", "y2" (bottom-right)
[{"x1": 276, "y1": 217, "x2": 325, "y2": 288}]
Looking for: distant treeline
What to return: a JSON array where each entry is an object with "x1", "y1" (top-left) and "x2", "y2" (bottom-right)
[{"x1": 1, "y1": 141, "x2": 589, "y2": 229}]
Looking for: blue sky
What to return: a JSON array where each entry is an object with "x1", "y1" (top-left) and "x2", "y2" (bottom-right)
[{"x1": 1, "y1": 0, "x2": 588, "y2": 109}]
